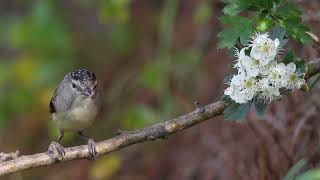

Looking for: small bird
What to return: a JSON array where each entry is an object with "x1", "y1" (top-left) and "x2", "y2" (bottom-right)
[{"x1": 48, "y1": 69, "x2": 103, "y2": 160}]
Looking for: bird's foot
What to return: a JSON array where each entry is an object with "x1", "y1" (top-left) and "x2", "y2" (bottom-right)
[
  {"x1": 48, "y1": 141, "x2": 65, "y2": 161},
  {"x1": 88, "y1": 139, "x2": 98, "y2": 160}
]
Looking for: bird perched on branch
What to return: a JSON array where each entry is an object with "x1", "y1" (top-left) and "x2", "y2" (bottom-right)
[{"x1": 48, "y1": 69, "x2": 103, "y2": 160}]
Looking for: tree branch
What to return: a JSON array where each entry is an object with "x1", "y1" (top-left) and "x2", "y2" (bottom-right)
[{"x1": 1, "y1": 59, "x2": 320, "y2": 176}]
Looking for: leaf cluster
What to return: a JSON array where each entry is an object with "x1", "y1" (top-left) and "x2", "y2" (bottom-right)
[{"x1": 218, "y1": 0, "x2": 311, "y2": 49}]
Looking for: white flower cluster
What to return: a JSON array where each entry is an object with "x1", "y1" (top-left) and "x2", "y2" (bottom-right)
[{"x1": 224, "y1": 33, "x2": 305, "y2": 104}]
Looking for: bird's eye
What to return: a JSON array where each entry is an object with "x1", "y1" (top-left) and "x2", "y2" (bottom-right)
[
  {"x1": 92, "y1": 85, "x2": 97, "y2": 91},
  {"x1": 72, "y1": 83, "x2": 76, "y2": 88}
]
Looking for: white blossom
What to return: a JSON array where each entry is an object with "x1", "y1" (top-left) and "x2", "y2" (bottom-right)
[
  {"x1": 262, "y1": 62, "x2": 287, "y2": 88},
  {"x1": 224, "y1": 32, "x2": 306, "y2": 105},
  {"x1": 234, "y1": 48, "x2": 260, "y2": 77},
  {"x1": 257, "y1": 78, "x2": 281, "y2": 103},
  {"x1": 249, "y1": 32, "x2": 280, "y2": 66},
  {"x1": 282, "y1": 62, "x2": 306, "y2": 89},
  {"x1": 224, "y1": 73, "x2": 258, "y2": 104}
]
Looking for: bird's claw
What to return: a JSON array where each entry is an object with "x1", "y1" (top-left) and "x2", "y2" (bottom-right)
[
  {"x1": 88, "y1": 139, "x2": 98, "y2": 160},
  {"x1": 48, "y1": 141, "x2": 65, "y2": 161}
]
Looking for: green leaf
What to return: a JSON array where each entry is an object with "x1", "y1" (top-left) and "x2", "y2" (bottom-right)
[
  {"x1": 223, "y1": 3, "x2": 247, "y2": 15},
  {"x1": 218, "y1": 15, "x2": 254, "y2": 49},
  {"x1": 269, "y1": 23, "x2": 289, "y2": 47},
  {"x1": 296, "y1": 169, "x2": 320, "y2": 180},
  {"x1": 240, "y1": 27, "x2": 254, "y2": 46},
  {"x1": 223, "y1": 102, "x2": 251, "y2": 121},
  {"x1": 221, "y1": 95, "x2": 232, "y2": 103},
  {"x1": 282, "y1": 159, "x2": 307, "y2": 180},
  {"x1": 254, "y1": 101, "x2": 267, "y2": 116},
  {"x1": 269, "y1": 23, "x2": 286, "y2": 40},
  {"x1": 283, "y1": 49, "x2": 295, "y2": 64},
  {"x1": 275, "y1": 2, "x2": 311, "y2": 44},
  {"x1": 283, "y1": 20, "x2": 311, "y2": 44},
  {"x1": 222, "y1": 0, "x2": 277, "y2": 15},
  {"x1": 294, "y1": 59, "x2": 307, "y2": 74},
  {"x1": 256, "y1": 17, "x2": 274, "y2": 32}
]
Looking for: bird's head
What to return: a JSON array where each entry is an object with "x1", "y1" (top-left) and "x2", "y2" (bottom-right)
[{"x1": 69, "y1": 69, "x2": 97, "y2": 98}]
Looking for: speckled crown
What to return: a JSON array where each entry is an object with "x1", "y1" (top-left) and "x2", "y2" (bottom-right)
[{"x1": 70, "y1": 69, "x2": 96, "y2": 82}]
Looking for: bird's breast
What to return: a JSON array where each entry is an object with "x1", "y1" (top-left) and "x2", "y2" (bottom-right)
[{"x1": 53, "y1": 97, "x2": 99, "y2": 131}]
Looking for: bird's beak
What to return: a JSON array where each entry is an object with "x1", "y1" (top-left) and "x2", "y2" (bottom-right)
[{"x1": 82, "y1": 88, "x2": 92, "y2": 97}]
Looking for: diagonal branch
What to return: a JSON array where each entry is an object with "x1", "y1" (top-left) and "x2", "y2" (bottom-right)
[{"x1": 1, "y1": 59, "x2": 320, "y2": 176}]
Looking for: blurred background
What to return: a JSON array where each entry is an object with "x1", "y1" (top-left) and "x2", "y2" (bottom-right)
[{"x1": 1, "y1": 0, "x2": 320, "y2": 179}]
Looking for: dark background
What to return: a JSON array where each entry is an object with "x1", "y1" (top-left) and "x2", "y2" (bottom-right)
[{"x1": 1, "y1": 0, "x2": 320, "y2": 179}]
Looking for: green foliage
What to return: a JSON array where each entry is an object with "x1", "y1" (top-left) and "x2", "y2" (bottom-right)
[
  {"x1": 256, "y1": 18, "x2": 274, "y2": 32},
  {"x1": 282, "y1": 159, "x2": 307, "y2": 180},
  {"x1": 296, "y1": 169, "x2": 320, "y2": 180},
  {"x1": 283, "y1": 49, "x2": 295, "y2": 64},
  {"x1": 269, "y1": 23, "x2": 288, "y2": 47},
  {"x1": 218, "y1": 15, "x2": 254, "y2": 48},
  {"x1": 219, "y1": 0, "x2": 311, "y2": 49},
  {"x1": 295, "y1": 59, "x2": 308, "y2": 75},
  {"x1": 254, "y1": 101, "x2": 268, "y2": 117},
  {"x1": 222, "y1": 0, "x2": 281, "y2": 16},
  {"x1": 223, "y1": 102, "x2": 251, "y2": 121},
  {"x1": 274, "y1": 2, "x2": 311, "y2": 44},
  {"x1": 283, "y1": 49, "x2": 307, "y2": 74}
]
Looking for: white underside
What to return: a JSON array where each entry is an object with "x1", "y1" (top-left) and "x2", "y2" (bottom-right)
[{"x1": 52, "y1": 98, "x2": 98, "y2": 132}]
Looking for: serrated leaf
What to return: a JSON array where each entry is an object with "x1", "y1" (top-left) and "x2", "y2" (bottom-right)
[
  {"x1": 218, "y1": 15, "x2": 253, "y2": 49},
  {"x1": 254, "y1": 101, "x2": 267, "y2": 117},
  {"x1": 276, "y1": 1, "x2": 301, "y2": 18},
  {"x1": 240, "y1": 27, "x2": 254, "y2": 46},
  {"x1": 218, "y1": 28, "x2": 240, "y2": 49},
  {"x1": 223, "y1": 102, "x2": 251, "y2": 121},
  {"x1": 275, "y1": 2, "x2": 311, "y2": 44},
  {"x1": 284, "y1": 21, "x2": 311, "y2": 44},
  {"x1": 223, "y1": 3, "x2": 246, "y2": 15}
]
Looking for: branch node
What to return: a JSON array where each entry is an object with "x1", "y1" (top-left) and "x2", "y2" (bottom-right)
[
  {"x1": 116, "y1": 129, "x2": 128, "y2": 135},
  {"x1": 194, "y1": 101, "x2": 205, "y2": 113},
  {"x1": 0, "y1": 150, "x2": 19, "y2": 162}
]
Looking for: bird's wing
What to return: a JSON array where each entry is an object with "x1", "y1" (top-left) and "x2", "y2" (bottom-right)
[{"x1": 49, "y1": 88, "x2": 58, "y2": 114}]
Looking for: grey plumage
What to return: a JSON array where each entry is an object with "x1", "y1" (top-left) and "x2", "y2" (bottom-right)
[
  {"x1": 48, "y1": 69, "x2": 103, "y2": 159},
  {"x1": 50, "y1": 69, "x2": 103, "y2": 132}
]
